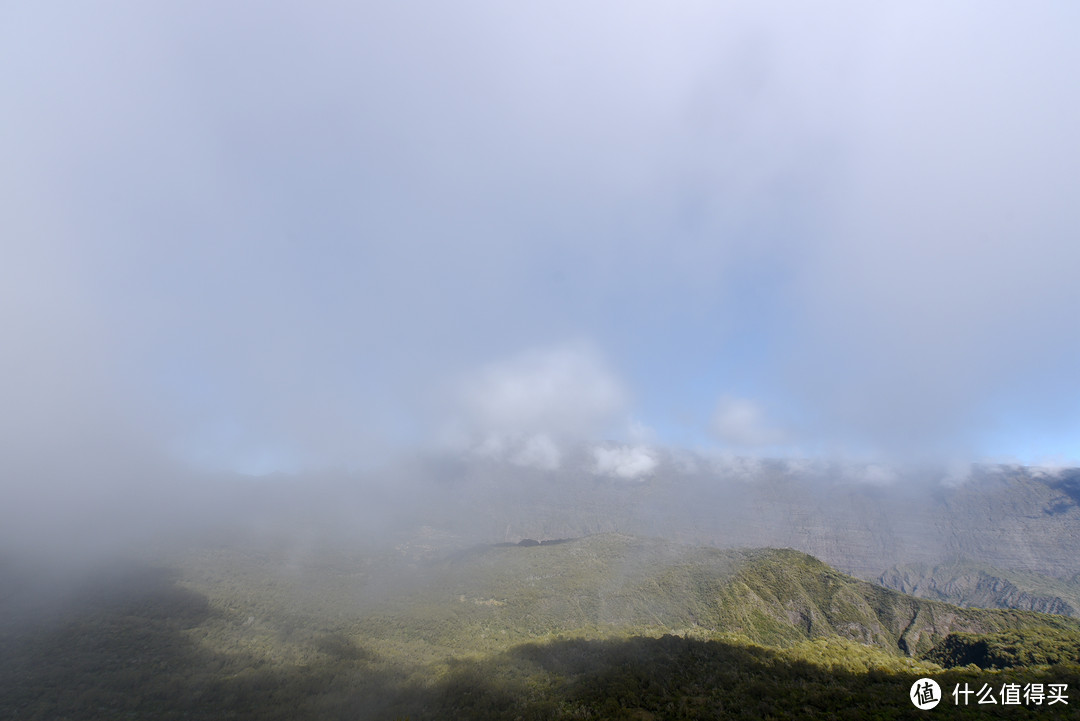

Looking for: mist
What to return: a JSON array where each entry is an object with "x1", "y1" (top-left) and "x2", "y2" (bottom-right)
[{"x1": 3, "y1": 2, "x2": 1080, "y2": 572}]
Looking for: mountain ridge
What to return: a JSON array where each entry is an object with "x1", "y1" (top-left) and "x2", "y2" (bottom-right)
[
  {"x1": 342, "y1": 533, "x2": 1080, "y2": 660},
  {"x1": 5, "y1": 532, "x2": 1079, "y2": 720}
]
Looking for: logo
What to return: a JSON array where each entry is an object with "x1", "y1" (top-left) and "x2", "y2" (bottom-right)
[{"x1": 911, "y1": 678, "x2": 942, "y2": 710}]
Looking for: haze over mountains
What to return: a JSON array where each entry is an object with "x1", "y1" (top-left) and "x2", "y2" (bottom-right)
[
  {"x1": 6, "y1": 435, "x2": 1079, "y2": 622},
  {"x1": 6, "y1": 438, "x2": 1080, "y2": 718},
  {"x1": 5, "y1": 3, "x2": 1080, "y2": 716},
  {"x1": 5, "y1": 522, "x2": 1080, "y2": 720},
  {"x1": 88, "y1": 448, "x2": 1074, "y2": 618},
  {"x1": 235, "y1": 450, "x2": 1080, "y2": 576},
  {"x1": 4, "y1": 5, "x2": 1079, "y2": 622}
]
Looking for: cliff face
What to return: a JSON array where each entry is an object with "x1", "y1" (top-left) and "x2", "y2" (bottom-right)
[
  {"x1": 716, "y1": 468, "x2": 1080, "y2": 580},
  {"x1": 441, "y1": 459, "x2": 1078, "y2": 574},
  {"x1": 230, "y1": 454, "x2": 1080, "y2": 614},
  {"x1": 878, "y1": 560, "x2": 1080, "y2": 617},
  {"x1": 391, "y1": 456, "x2": 1080, "y2": 585}
]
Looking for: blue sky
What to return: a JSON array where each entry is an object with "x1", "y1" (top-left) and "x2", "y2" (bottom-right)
[{"x1": 3, "y1": 2, "x2": 1080, "y2": 477}]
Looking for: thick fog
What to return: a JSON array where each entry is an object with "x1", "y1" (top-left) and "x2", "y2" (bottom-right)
[{"x1": 3, "y1": 2, "x2": 1080, "y2": 561}]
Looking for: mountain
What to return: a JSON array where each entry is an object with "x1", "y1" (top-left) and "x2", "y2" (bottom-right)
[
  {"x1": 3, "y1": 533, "x2": 1079, "y2": 720},
  {"x1": 201, "y1": 453, "x2": 1080, "y2": 627},
  {"x1": 8, "y1": 454, "x2": 1080, "y2": 718},
  {"x1": 879, "y1": 558, "x2": 1080, "y2": 617},
  {"x1": 323, "y1": 453, "x2": 1080, "y2": 580},
  {"x1": 354, "y1": 534, "x2": 1079, "y2": 658}
]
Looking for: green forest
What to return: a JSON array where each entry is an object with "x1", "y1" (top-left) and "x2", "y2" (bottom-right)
[{"x1": 2, "y1": 535, "x2": 1077, "y2": 720}]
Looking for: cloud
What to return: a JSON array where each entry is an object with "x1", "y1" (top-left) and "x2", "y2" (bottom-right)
[
  {"x1": 941, "y1": 462, "x2": 975, "y2": 488},
  {"x1": 455, "y1": 343, "x2": 628, "y2": 442},
  {"x1": 711, "y1": 397, "x2": 786, "y2": 449},
  {"x1": 510, "y1": 434, "x2": 562, "y2": 471},
  {"x1": 3, "y1": 0, "x2": 1079, "y2": 492},
  {"x1": 592, "y1": 444, "x2": 658, "y2": 480},
  {"x1": 468, "y1": 432, "x2": 562, "y2": 471},
  {"x1": 849, "y1": 464, "x2": 897, "y2": 487},
  {"x1": 708, "y1": 453, "x2": 765, "y2": 481},
  {"x1": 776, "y1": 3, "x2": 1080, "y2": 460}
]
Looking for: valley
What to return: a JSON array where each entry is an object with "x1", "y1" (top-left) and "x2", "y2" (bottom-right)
[{"x1": 3, "y1": 530, "x2": 1078, "y2": 720}]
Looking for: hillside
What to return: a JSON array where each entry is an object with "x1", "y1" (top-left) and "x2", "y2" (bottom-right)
[
  {"x1": 314, "y1": 455, "x2": 1080, "y2": 585},
  {"x1": 350, "y1": 534, "x2": 1079, "y2": 659},
  {"x1": 4, "y1": 533, "x2": 1078, "y2": 719},
  {"x1": 879, "y1": 559, "x2": 1080, "y2": 617}
]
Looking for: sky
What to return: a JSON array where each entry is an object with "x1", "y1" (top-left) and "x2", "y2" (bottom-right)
[{"x1": 3, "y1": 1, "x2": 1080, "y2": 484}]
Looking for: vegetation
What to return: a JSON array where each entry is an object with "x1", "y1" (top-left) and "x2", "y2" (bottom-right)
[
  {"x1": 2, "y1": 534, "x2": 1078, "y2": 719},
  {"x1": 925, "y1": 628, "x2": 1080, "y2": 669}
]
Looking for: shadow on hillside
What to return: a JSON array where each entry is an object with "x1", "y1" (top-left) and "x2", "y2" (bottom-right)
[
  {"x1": 0, "y1": 563, "x2": 415, "y2": 721},
  {"x1": 1051, "y1": 469, "x2": 1080, "y2": 509},
  {"x1": 438, "y1": 636, "x2": 1080, "y2": 720},
  {"x1": 3, "y1": 566, "x2": 1079, "y2": 721}
]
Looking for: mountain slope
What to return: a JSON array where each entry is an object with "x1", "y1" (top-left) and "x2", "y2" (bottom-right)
[
  {"x1": 5, "y1": 533, "x2": 1080, "y2": 720},
  {"x1": 345, "y1": 456, "x2": 1080, "y2": 583},
  {"x1": 348, "y1": 534, "x2": 1080, "y2": 659},
  {"x1": 879, "y1": 559, "x2": 1080, "y2": 617}
]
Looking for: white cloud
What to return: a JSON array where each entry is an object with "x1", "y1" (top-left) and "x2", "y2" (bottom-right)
[
  {"x1": 458, "y1": 431, "x2": 562, "y2": 470},
  {"x1": 510, "y1": 434, "x2": 562, "y2": 471},
  {"x1": 1031, "y1": 465, "x2": 1067, "y2": 480},
  {"x1": 940, "y1": 462, "x2": 974, "y2": 488},
  {"x1": 457, "y1": 343, "x2": 627, "y2": 440},
  {"x1": 6, "y1": 0, "x2": 1080, "y2": 482},
  {"x1": 711, "y1": 397, "x2": 786, "y2": 448},
  {"x1": 780, "y1": 457, "x2": 816, "y2": 476},
  {"x1": 592, "y1": 444, "x2": 658, "y2": 480},
  {"x1": 472, "y1": 433, "x2": 507, "y2": 459},
  {"x1": 854, "y1": 464, "x2": 897, "y2": 487},
  {"x1": 708, "y1": 452, "x2": 765, "y2": 480}
]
